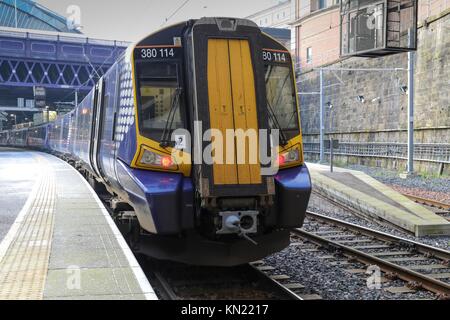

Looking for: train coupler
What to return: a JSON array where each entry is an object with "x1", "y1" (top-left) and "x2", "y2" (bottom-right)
[
  {"x1": 239, "y1": 232, "x2": 258, "y2": 246},
  {"x1": 216, "y1": 211, "x2": 259, "y2": 242}
]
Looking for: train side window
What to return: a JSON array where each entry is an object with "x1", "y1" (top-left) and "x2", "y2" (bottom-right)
[{"x1": 136, "y1": 63, "x2": 183, "y2": 141}]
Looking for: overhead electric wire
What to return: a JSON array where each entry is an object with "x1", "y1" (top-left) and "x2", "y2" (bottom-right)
[
  {"x1": 161, "y1": 0, "x2": 192, "y2": 27},
  {"x1": 55, "y1": 46, "x2": 120, "y2": 108}
]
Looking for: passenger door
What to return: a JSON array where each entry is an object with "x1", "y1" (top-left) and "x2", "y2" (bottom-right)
[{"x1": 98, "y1": 65, "x2": 119, "y2": 183}]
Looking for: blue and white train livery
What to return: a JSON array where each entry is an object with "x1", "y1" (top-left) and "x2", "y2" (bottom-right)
[{"x1": 0, "y1": 18, "x2": 312, "y2": 266}]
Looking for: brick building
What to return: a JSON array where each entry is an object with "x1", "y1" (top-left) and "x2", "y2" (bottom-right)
[
  {"x1": 297, "y1": 3, "x2": 450, "y2": 175},
  {"x1": 292, "y1": 0, "x2": 450, "y2": 71}
]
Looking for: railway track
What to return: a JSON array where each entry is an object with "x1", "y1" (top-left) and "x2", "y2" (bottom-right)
[
  {"x1": 98, "y1": 177, "x2": 314, "y2": 301},
  {"x1": 295, "y1": 211, "x2": 450, "y2": 299},
  {"x1": 401, "y1": 193, "x2": 450, "y2": 221},
  {"x1": 141, "y1": 258, "x2": 308, "y2": 300}
]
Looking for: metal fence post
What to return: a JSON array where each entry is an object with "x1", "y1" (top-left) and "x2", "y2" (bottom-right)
[
  {"x1": 407, "y1": 31, "x2": 415, "y2": 175},
  {"x1": 329, "y1": 104, "x2": 334, "y2": 173},
  {"x1": 319, "y1": 68, "x2": 325, "y2": 163}
]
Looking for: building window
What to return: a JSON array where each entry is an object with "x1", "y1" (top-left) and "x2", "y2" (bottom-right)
[
  {"x1": 319, "y1": 0, "x2": 326, "y2": 9},
  {"x1": 311, "y1": 0, "x2": 327, "y2": 12},
  {"x1": 306, "y1": 47, "x2": 313, "y2": 64}
]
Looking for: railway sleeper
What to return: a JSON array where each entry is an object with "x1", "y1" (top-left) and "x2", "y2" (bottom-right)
[
  {"x1": 437, "y1": 293, "x2": 450, "y2": 300},
  {"x1": 407, "y1": 281, "x2": 423, "y2": 291}
]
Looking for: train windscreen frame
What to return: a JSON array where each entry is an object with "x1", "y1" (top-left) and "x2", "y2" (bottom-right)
[
  {"x1": 135, "y1": 62, "x2": 185, "y2": 142},
  {"x1": 263, "y1": 49, "x2": 300, "y2": 141}
]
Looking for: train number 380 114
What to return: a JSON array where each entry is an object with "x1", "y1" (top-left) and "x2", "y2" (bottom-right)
[{"x1": 140, "y1": 48, "x2": 175, "y2": 59}]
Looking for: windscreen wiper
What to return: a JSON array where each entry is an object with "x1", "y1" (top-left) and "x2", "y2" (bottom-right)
[
  {"x1": 267, "y1": 98, "x2": 289, "y2": 147},
  {"x1": 160, "y1": 87, "x2": 182, "y2": 148},
  {"x1": 265, "y1": 68, "x2": 290, "y2": 146},
  {"x1": 284, "y1": 109, "x2": 299, "y2": 133}
]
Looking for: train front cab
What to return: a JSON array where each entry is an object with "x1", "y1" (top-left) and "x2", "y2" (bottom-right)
[
  {"x1": 190, "y1": 19, "x2": 312, "y2": 230},
  {"x1": 116, "y1": 18, "x2": 311, "y2": 266}
]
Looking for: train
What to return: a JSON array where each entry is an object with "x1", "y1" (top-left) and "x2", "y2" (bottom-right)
[{"x1": 0, "y1": 18, "x2": 312, "y2": 266}]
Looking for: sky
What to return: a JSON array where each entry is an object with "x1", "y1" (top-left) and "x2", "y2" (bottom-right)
[{"x1": 37, "y1": 0, "x2": 281, "y2": 42}]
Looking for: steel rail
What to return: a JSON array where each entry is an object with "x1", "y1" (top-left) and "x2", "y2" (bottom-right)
[
  {"x1": 151, "y1": 264, "x2": 304, "y2": 301},
  {"x1": 305, "y1": 211, "x2": 450, "y2": 261},
  {"x1": 248, "y1": 264, "x2": 304, "y2": 301},
  {"x1": 153, "y1": 271, "x2": 179, "y2": 300},
  {"x1": 295, "y1": 212, "x2": 450, "y2": 297},
  {"x1": 401, "y1": 193, "x2": 450, "y2": 211}
]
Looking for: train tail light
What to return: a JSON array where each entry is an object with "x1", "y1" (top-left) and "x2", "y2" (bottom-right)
[
  {"x1": 277, "y1": 148, "x2": 300, "y2": 167},
  {"x1": 277, "y1": 154, "x2": 286, "y2": 166},
  {"x1": 161, "y1": 156, "x2": 173, "y2": 168}
]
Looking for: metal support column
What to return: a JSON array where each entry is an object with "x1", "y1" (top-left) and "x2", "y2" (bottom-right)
[
  {"x1": 407, "y1": 34, "x2": 415, "y2": 175},
  {"x1": 329, "y1": 104, "x2": 334, "y2": 173},
  {"x1": 14, "y1": 0, "x2": 18, "y2": 28},
  {"x1": 319, "y1": 68, "x2": 325, "y2": 163}
]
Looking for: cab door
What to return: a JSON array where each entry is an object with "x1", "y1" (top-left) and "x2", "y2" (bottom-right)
[
  {"x1": 90, "y1": 80, "x2": 104, "y2": 178},
  {"x1": 207, "y1": 39, "x2": 262, "y2": 186}
]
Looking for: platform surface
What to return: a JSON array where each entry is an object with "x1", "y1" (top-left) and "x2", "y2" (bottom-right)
[
  {"x1": 307, "y1": 163, "x2": 450, "y2": 237},
  {"x1": 0, "y1": 148, "x2": 157, "y2": 300}
]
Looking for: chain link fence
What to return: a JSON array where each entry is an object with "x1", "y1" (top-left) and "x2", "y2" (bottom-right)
[{"x1": 304, "y1": 142, "x2": 450, "y2": 164}]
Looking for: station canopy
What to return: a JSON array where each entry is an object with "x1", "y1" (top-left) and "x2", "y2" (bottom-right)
[
  {"x1": 0, "y1": 0, "x2": 81, "y2": 33},
  {"x1": 340, "y1": 0, "x2": 418, "y2": 57}
]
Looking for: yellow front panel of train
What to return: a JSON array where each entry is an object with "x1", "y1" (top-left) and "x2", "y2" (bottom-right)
[
  {"x1": 207, "y1": 39, "x2": 238, "y2": 185},
  {"x1": 207, "y1": 39, "x2": 261, "y2": 186}
]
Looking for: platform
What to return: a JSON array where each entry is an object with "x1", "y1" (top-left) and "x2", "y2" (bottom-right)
[
  {"x1": 0, "y1": 148, "x2": 157, "y2": 300},
  {"x1": 307, "y1": 163, "x2": 450, "y2": 237}
]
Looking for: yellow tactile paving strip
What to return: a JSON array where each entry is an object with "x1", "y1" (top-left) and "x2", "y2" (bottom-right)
[{"x1": 0, "y1": 155, "x2": 55, "y2": 300}]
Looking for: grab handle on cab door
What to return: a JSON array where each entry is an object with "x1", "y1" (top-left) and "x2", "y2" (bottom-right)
[{"x1": 112, "y1": 112, "x2": 117, "y2": 141}]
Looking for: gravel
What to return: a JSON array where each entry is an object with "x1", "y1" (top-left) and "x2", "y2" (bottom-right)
[
  {"x1": 264, "y1": 239, "x2": 437, "y2": 300},
  {"x1": 263, "y1": 192, "x2": 449, "y2": 300}
]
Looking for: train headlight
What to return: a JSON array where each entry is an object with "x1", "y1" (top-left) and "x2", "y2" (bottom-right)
[
  {"x1": 140, "y1": 149, "x2": 176, "y2": 170},
  {"x1": 277, "y1": 148, "x2": 300, "y2": 167}
]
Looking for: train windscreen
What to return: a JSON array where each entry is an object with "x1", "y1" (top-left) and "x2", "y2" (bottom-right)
[
  {"x1": 137, "y1": 63, "x2": 183, "y2": 141},
  {"x1": 264, "y1": 64, "x2": 299, "y2": 140}
]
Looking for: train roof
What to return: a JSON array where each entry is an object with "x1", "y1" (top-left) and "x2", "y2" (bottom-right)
[{"x1": 127, "y1": 17, "x2": 288, "y2": 59}]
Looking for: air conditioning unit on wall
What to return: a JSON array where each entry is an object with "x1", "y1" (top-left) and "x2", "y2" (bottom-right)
[{"x1": 340, "y1": 0, "x2": 418, "y2": 57}]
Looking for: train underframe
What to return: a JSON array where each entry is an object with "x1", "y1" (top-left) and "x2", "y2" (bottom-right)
[{"x1": 79, "y1": 159, "x2": 311, "y2": 266}]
